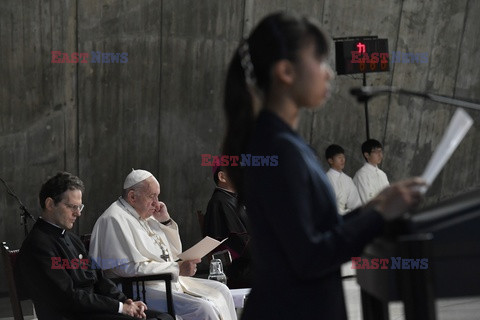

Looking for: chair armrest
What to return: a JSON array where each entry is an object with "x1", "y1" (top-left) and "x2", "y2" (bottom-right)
[
  {"x1": 111, "y1": 273, "x2": 175, "y2": 318},
  {"x1": 113, "y1": 273, "x2": 173, "y2": 282}
]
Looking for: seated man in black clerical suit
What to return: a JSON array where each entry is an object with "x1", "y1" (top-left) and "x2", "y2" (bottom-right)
[
  {"x1": 203, "y1": 165, "x2": 252, "y2": 288},
  {"x1": 17, "y1": 172, "x2": 172, "y2": 320}
]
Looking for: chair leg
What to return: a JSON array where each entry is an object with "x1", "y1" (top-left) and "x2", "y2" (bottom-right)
[
  {"x1": 166, "y1": 280, "x2": 175, "y2": 318},
  {"x1": 361, "y1": 289, "x2": 389, "y2": 320},
  {"x1": 32, "y1": 303, "x2": 38, "y2": 320}
]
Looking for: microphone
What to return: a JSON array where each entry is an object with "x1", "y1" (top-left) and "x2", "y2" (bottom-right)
[
  {"x1": 350, "y1": 86, "x2": 480, "y2": 111},
  {"x1": 350, "y1": 86, "x2": 400, "y2": 102}
]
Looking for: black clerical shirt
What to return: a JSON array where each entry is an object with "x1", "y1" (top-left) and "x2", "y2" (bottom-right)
[
  {"x1": 17, "y1": 218, "x2": 127, "y2": 320},
  {"x1": 204, "y1": 188, "x2": 252, "y2": 287},
  {"x1": 204, "y1": 187, "x2": 250, "y2": 255}
]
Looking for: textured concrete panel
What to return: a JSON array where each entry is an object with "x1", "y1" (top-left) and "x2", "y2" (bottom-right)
[
  {"x1": 0, "y1": 0, "x2": 76, "y2": 293},
  {"x1": 159, "y1": 0, "x2": 245, "y2": 247},
  {"x1": 440, "y1": 0, "x2": 480, "y2": 201},
  {"x1": 77, "y1": 0, "x2": 162, "y2": 234},
  {"x1": 384, "y1": 0, "x2": 474, "y2": 205},
  {"x1": 455, "y1": 0, "x2": 480, "y2": 101},
  {"x1": 0, "y1": 111, "x2": 65, "y2": 240}
]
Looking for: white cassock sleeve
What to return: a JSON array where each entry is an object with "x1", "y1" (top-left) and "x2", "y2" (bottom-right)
[
  {"x1": 379, "y1": 171, "x2": 390, "y2": 188},
  {"x1": 353, "y1": 170, "x2": 372, "y2": 204},
  {"x1": 346, "y1": 178, "x2": 362, "y2": 211}
]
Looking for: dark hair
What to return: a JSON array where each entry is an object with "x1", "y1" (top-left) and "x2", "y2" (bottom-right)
[
  {"x1": 325, "y1": 144, "x2": 345, "y2": 160},
  {"x1": 361, "y1": 139, "x2": 383, "y2": 161},
  {"x1": 222, "y1": 12, "x2": 329, "y2": 195},
  {"x1": 213, "y1": 166, "x2": 222, "y2": 185},
  {"x1": 39, "y1": 172, "x2": 84, "y2": 210}
]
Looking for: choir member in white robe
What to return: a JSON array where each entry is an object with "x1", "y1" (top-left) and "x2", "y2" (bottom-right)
[
  {"x1": 324, "y1": 144, "x2": 361, "y2": 215},
  {"x1": 325, "y1": 145, "x2": 362, "y2": 277},
  {"x1": 326, "y1": 169, "x2": 361, "y2": 214},
  {"x1": 353, "y1": 139, "x2": 390, "y2": 204},
  {"x1": 90, "y1": 169, "x2": 237, "y2": 320}
]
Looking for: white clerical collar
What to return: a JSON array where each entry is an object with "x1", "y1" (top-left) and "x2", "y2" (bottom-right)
[
  {"x1": 365, "y1": 162, "x2": 378, "y2": 170},
  {"x1": 327, "y1": 168, "x2": 343, "y2": 176},
  {"x1": 39, "y1": 216, "x2": 66, "y2": 234},
  {"x1": 118, "y1": 197, "x2": 141, "y2": 220}
]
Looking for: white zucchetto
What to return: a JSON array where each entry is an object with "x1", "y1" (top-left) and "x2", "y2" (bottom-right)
[{"x1": 123, "y1": 169, "x2": 153, "y2": 189}]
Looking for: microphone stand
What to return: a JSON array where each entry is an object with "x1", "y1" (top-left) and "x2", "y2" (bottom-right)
[
  {"x1": 353, "y1": 86, "x2": 480, "y2": 112},
  {"x1": 0, "y1": 176, "x2": 36, "y2": 237},
  {"x1": 362, "y1": 73, "x2": 370, "y2": 140}
]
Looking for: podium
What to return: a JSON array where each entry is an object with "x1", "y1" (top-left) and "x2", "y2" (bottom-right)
[{"x1": 357, "y1": 189, "x2": 480, "y2": 320}]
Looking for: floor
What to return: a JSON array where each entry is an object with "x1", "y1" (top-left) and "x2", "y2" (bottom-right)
[
  {"x1": 0, "y1": 298, "x2": 35, "y2": 319},
  {"x1": 342, "y1": 277, "x2": 480, "y2": 320},
  {"x1": 1, "y1": 280, "x2": 479, "y2": 320}
]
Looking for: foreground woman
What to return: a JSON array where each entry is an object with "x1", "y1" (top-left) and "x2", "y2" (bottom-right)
[{"x1": 222, "y1": 12, "x2": 424, "y2": 320}]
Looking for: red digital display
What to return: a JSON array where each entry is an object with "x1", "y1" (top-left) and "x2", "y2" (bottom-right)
[
  {"x1": 334, "y1": 38, "x2": 389, "y2": 75},
  {"x1": 357, "y1": 42, "x2": 366, "y2": 53}
]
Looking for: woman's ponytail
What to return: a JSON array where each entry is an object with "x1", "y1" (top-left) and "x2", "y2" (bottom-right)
[{"x1": 222, "y1": 42, "x2": 256, "y2": 198}]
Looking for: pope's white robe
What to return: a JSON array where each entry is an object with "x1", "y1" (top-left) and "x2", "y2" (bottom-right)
[
  {"x1": 353, "y1": 163, "x2": 390, "y2": 204},
  {"x1": 89, "y1": 198, "x2": 237, "y2": 320},
  {"x1": 326, "y1": 168, "x2": 362, "y2": 215}
]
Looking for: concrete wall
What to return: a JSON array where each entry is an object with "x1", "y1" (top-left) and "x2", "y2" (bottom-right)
[{"x1": 1, "y1": 0, "x2": 479, "y2": 294}]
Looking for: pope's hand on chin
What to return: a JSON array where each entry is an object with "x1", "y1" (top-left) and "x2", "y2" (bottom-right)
[{"x1": 153, "y1": 204, "x2": 170, "y2": 222}]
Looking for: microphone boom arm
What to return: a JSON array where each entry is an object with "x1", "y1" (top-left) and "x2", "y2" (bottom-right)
[{"x1": 353, "y1": 86, "x2": 480, "y2": 112}]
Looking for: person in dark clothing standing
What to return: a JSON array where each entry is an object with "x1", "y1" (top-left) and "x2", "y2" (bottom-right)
[
  {"x1": 222, "y1": 12, "x2": 425, "y2": 320},
  {"x1": 17, "y1": 172, "x2": 172, "y2": 320},
  {"x1": 204, "y1": 165, "x2": 251, "y2": 288}
]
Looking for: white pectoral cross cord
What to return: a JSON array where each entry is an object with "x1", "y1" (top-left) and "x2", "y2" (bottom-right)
[
  {"x1": 118, "y1": 198, "x2": 172, "y2": 262},
  {"x1": 139, "y1": 218, "x2": 171, "y2": 262}
]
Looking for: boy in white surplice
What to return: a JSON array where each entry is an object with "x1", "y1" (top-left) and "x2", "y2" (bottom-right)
[
  {"x1": 353, "y1": 139, "x2": 390, "y2": 204},
  {"x1": 325, "y1": 144, "x2": 361, "y2": 214}
]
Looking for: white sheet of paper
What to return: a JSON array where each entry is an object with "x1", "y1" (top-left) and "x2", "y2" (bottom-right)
[
  {"x1": 177, "y1": 236, "x2": 227, "y2": 261},
  {"x1": 420, "y1": 108, "x2": 473, "y2": 193}
]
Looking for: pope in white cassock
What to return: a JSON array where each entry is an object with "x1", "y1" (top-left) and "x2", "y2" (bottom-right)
[{"x1": 90, "y1": 169, "x2": 237, "y2": 320}]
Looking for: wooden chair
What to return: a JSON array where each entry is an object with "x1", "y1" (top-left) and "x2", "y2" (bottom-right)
[
  {"x1": 81, "y1": 234, "x2": 176, "y2": 318},
  {"x1": 2, "y1": 241, "x2": 30, "y2": 320},
  {"x1": 111, "y1": 274, "x2": 174, "y2": 317}
]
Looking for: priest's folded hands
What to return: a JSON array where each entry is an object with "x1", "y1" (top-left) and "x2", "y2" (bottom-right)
[{"x1": 123, "y1": 299, "x2": 148, "y2": 318}]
